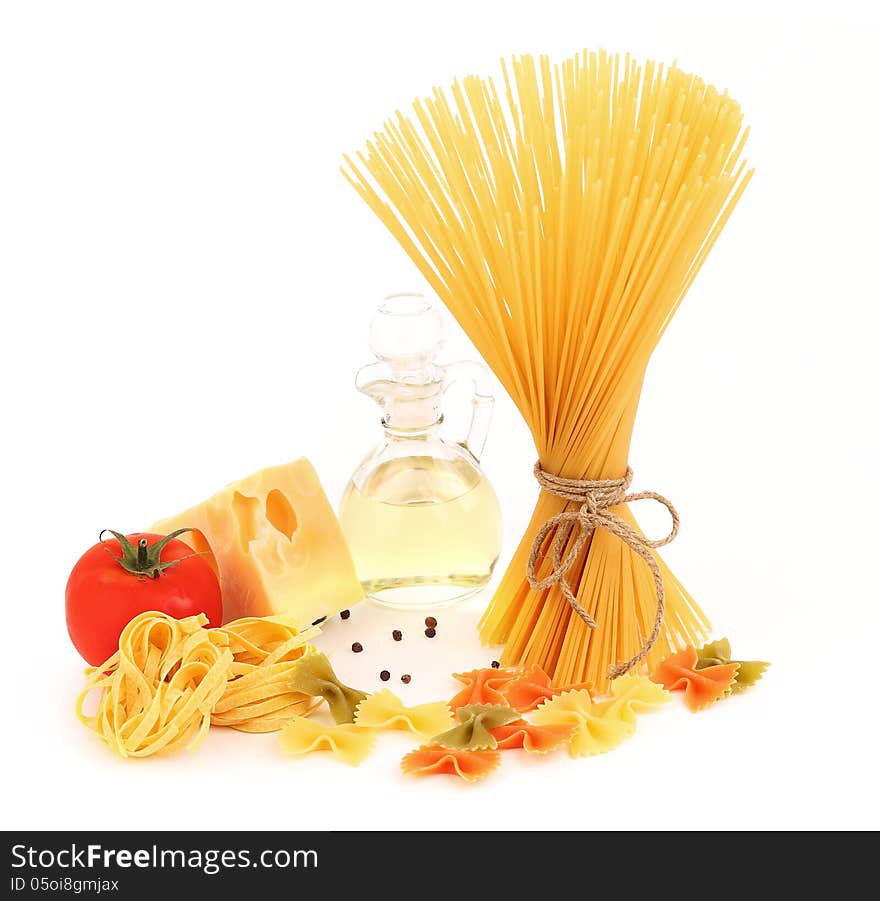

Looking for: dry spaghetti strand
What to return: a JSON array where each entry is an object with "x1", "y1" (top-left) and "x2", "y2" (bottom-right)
[{"x1": 344, "y1": 50, "x2": 752, "y2": 689}]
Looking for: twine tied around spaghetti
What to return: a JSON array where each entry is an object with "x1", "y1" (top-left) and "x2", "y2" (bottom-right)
[{"x1": 527, "y1": 464, "x2": 679, "y2": 679}]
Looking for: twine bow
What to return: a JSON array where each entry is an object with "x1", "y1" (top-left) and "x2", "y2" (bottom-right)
[{"x1": 527, "y1": 464, "x2": 680, "y2": 679}]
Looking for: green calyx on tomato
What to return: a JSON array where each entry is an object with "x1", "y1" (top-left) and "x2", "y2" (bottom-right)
[{"x1": 99, "y1": 527, "x2": 204, "y2": 580}]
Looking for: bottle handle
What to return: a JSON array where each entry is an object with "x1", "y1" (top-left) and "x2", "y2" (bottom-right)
[{"x1": 442, "y1": 360, "x2": 494, "y2": 462}]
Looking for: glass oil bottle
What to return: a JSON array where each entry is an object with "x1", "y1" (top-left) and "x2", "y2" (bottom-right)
[{"x1": 339, "y1": 293, "x2": 502, "y2": 610}]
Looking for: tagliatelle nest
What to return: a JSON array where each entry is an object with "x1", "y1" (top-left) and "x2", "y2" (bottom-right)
[{"x1": 76, "y1": 611, "x2": 318, "y2": 757}]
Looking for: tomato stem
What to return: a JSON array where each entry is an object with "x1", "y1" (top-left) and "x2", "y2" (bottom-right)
[{"x1": 99, "y1": 528, "x2": 198, "y2": 580}]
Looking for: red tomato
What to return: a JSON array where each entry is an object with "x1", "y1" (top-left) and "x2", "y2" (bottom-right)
[{"x1": 66, "y1": 530, "x2": 222, "y2": 665}]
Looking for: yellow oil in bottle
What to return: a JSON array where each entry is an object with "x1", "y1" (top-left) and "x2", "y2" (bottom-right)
[{"x1": 339, "y1": 454, "x2": 502, "y2": 609}]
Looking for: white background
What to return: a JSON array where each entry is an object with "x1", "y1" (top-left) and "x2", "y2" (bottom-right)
[{"x1": 2, "y1": 0, "x2": 878, "y2": 831}]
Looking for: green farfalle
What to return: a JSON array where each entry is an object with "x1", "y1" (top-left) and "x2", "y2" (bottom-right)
[
  {"x1": 696, "y1": 638, "x2": 769, "y2": 693},
  {"x1": 431, "y1": 704, "x2": 520, "y2": 750},
  {"x1": 288, "y1": 652, "x2": 368, "y2": 723}
]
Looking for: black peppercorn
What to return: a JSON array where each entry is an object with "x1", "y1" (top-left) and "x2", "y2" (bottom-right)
[
  {"x1": 425, "y1": 616, "x2": 438, "y2": 628},
  {"x1": 401, "y1": 674, "x2": 412, "y2": 684},
  {"x1": 380, "y1": 670, "x2": 391, "y2": 681},
  {"x1": 392, "y1": 630, "x2": 403, "y2": 641},
  {"x1": 340, "y1": 609, "x2": 351, "y2": 620},
  {"x1": 425, "y1": 627, "x2": 436, "y2": 638},
  {"x1": 491, "y1": 660, "x2": 501, "y2": 668},
  {"x1": 351, "y1": 642, "x2": 363, "y2": 653}
]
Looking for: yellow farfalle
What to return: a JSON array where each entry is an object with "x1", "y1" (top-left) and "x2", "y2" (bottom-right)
[
  {"x1": 278, "y1": 716, "x2": 377, "y2": 766},
  {"x1": 354, "y1": 690, "x2": 453, "y2": 739},
  {"x1": 532, "y1": 690, "x2": 631, "y2": 757},
  {"x1": 600, "y1": 673, "x2": 671, "y2": 725},
  {"x1": 532, "y1": 676, "x2": 668, "y2": 758}
]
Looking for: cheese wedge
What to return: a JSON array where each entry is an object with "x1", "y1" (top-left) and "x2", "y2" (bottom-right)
[{"x1": 151, "y1": 458, "x2": 363, "y2": 625}]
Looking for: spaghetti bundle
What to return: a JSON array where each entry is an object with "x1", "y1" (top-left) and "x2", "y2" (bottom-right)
[
  {"x1": 344, "y1": 51, "x2": 752, "y2": 688},
  {"x1": 77, "y1": 611, "x2": 317, "y2": 756}
]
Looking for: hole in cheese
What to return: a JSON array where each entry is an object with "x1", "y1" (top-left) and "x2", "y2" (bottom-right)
[
  {"x1": 231, "y1": 491, "x2": 260, "y2": 552},
  {"x1": 188, "y1": 528, "x2": 219, "y2": 578},
  {"x1": 265, "y1": 489, "x2": 298, "y2": 540}
]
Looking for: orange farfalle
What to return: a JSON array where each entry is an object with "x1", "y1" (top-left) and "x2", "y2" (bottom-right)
[
  {"x1": 490, "y1": 719, "x2": 575, "y2": 753},
  {"x1": 449, "y1": 668, "x2": 517, "y2": 710},
  {"x1": 651, "y1": 648, "x2": 739, "y2": 712},
  {"x1": 500, "y1": 664, "x2": 592, "y2": 712},
  {"x1": 401, "y1": 745, "x2": 501, "y2": 782}
]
